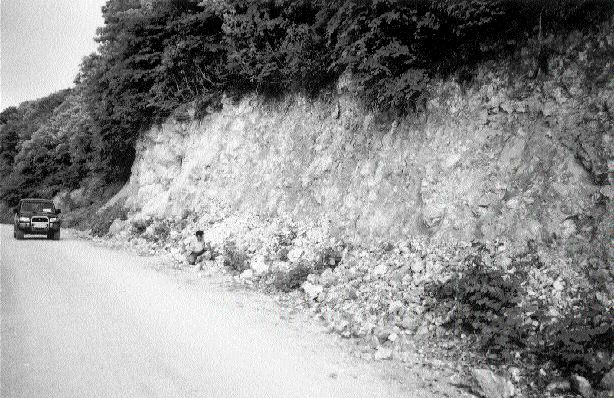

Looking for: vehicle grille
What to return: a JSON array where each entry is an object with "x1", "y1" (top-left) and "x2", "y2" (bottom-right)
[{"x1": 31, "y1": 217, "x2": 48, "y2": 223}]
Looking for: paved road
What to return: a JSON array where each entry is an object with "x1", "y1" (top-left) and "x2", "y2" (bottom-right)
[{"x1": 0, "y1": 225, "x2": 419, "y2": 398}]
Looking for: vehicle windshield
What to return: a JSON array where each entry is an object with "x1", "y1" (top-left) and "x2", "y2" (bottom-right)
[{"x1": 20, "y1": 202, "x2": 55, "y2": 213}]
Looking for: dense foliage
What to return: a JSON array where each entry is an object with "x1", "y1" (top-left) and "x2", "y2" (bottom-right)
[
  {"x1": 222, "y1": 240, "x2": 250, "y2": 272},
  {"x1": 427, "y1": 244, "x2": 613, "y2": 383},
  {"x1": 428, "y1": 244, "x2": 528, "y2": 355},
  {"x1": 2, "y1": 0, "x2": 612, "y2": 205},
  {"x1": 0, "y1": 90, "x2": 94, "y2": 204}
]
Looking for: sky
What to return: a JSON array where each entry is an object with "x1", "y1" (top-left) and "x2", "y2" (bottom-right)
[{"x1": 0, "y1": 0, "x2": 107, "y2": 109}]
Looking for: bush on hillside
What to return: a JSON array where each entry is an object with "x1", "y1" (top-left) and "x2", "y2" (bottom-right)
[
  {"x1": 89, "y1": 202, "x2": 128, "y2": 237},
  {"x1": 427, "y1": 242, "x2": 614, "y2": 381},
  {"x1": 427, "y1": 244, "x2": 529, "y2": 356},
  {"x1": 272, "y1": 261, "x2": 312, "y2": 292},
  {"x1": 130, "y1": 217, "x2": 153, "y2": 236},
  {"x1": 222, "y1": 240, "x2": 249, "y2": 273},
  {"x1": 314, "y1": 245, "x2": 344, "y2": 271},
  {"x1": 538, "y1": 295, "x2": 614, "y2": 383},
  {"x1": 152, "y1": 221, "x2": 171, "y2": 242}
]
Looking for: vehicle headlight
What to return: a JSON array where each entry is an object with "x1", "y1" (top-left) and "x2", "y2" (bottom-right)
[
  {"x1": 49, "y1": 217, "x2": 58, "y2": 223},
  {"x1": 18, "y1": 217, "x2": 30, "y2": 222}
]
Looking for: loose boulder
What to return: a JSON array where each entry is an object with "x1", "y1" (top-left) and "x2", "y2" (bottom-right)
[
  {"x1": 108, "y1": 219, "x2": 127, "y2": 236},
  {"x1": 471, "y1": 368, "x2": 515, "y2": 398},
  {"x1": 250, "y1": 255, "x2": 269, "y2": 275},
  {"x1": 546, "y1": 379, "x2": 571, "y2": 393},
  {"x1": 570, "y1": 374, "x2": 593, "y2": 398},
  {"x1": 374, "y1": 347, "x2": 393, "y2": 361},
  {"x1": 301, "y1": 281, "x2": 323, "y2": 300}
]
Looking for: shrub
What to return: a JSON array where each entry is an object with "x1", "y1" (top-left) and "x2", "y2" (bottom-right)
[
  {"x1": 141, "y1": 220, "x2": 171, "y2": 242},
  {"x1": 89, "y1": 202, "x2": 128, "y2": 237},
  {"x1": 427, "y1": 242, "x2": 614, "y2": 382},
  {"x1": 276, "y1": 247, "x2": 290, "y2": 262},
  {"x1": 130, "y1": 218, "x2": 152, "y2": 235},
  {"x1": 427, "y1": 244, "x2": 529, "y2": 356},
  {"x1": 152, "y1": 222, "x2": 170, "y2": 241},
  {"x1": 272, "y1": 262, "x2": 312, "y2": 293},
  {"x1": 222, "y1": 240, "x2": 249, "y2": 273},
  {"x1": 538, "y1": 295, "x2": 614, "y2": 383},
  {"x1": 314, "y1": 245, "x2": 343, "y2": 271},
  {"x1": 270, "y1": 243, "x2": 343, "y2": 292}
]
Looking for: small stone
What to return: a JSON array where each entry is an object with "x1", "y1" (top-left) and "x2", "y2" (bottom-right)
[
  {"x1": 301, "y1": 282, "x2": 323, "y2": 300},
  {"x1": 546, "y1": 379, "x2": 571, "y2": 393},
  {"x1": 239, "y1": 269, "x2": 254, "y2": 279},
  {"x1": 373, "y1": 263, "x2": 388, "y2": 276},
  {"x1": 320, "y1": 268, "x2": 337, "y2": 287},
  {"x1": 333, "y1": 320, "x2": 349, "y2": 333},
  {"x1": 471, "y1": 368, "x2": 515, "y2": 398},
  {"x1": 249, "y1": 255, "x2": 269, "y2": 275},
  {"x1": 600, "y1": 368, "x2": 614, "y2": 391},
  {"x1": 561, "y1": 218, "x2": 577, "y2": 238},
  {"x1": 506, "y1": 197, "x2": 520, "y2": 209},
  {"x1": 388, "y1": 300, "x2": 404, "y2": 315},
  {"x1": 374, "y1": 327, "x2": 391, "y2": 341},
  {"x1": 601, "y1": 185, "x2": 614, "y2": 199},
  {"x1": 509, "y1": 367, "x2": 521, "y2": 383},
  {"x1": 400, "y1": 316, "x2": 420, "y2": 332},
  {"x1": 570, "y1": 374, "x2": 593, "y2": 398},
  {"x1": 306, "y1": 273, "x2": 318, "y2": 284},
  {"x1": 410, "y1": 259, "x2": 425, "y2": 273},
  {"x1": 287, "y1": 247, "x2": 303, "y2": 263},
  {"x1": 374, "y1": 347, "x2": 393, "y2": 361},
  {"x1": 108, "y1": 219, "x2": 127, "y2": 235},
  {"x1": 388, "y1": 333, "x2": 399, "y2": 342},
  {"x1": 414, "y1": 321, "x2": 430, "y2": 340},
  {"x1": 360, "y1": 353, "x2": 373, "y2": 361}
]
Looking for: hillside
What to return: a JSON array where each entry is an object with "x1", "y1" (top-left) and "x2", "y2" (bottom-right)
[
  {"x1": 66, "y1": 17, "x2": 613, "y2": 397},
  {"x1": 1, "y1": 1, "x2": 613, "y2": 397}
]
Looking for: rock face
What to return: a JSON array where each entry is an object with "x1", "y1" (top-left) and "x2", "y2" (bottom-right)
[
  {"x1": 104, "y1": 22, "x2": 612, "y2": 254},
  {"x1": 107, "y1": 82, "x2": 609, "y2": 252},
  {"x1": 471, "y1": 369, "x2": 515, "y2": 398}
]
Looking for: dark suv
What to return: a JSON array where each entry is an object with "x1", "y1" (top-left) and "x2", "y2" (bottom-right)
[{"x1": 13, "y1": 198, "x2": 62, "y2": 240}]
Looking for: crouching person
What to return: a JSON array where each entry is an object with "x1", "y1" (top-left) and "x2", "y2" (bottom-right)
[{"x1": 187, "y1": 230, "x2": 211, "y2": 269}]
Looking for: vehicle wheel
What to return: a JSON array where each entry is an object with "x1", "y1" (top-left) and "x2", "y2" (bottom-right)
[
  {"x1": 15, "y1": 229, "x2": 24, "y2": 240},
  {"x1": 53, "y1": 230, "x2": 61, "y2": 240}
]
